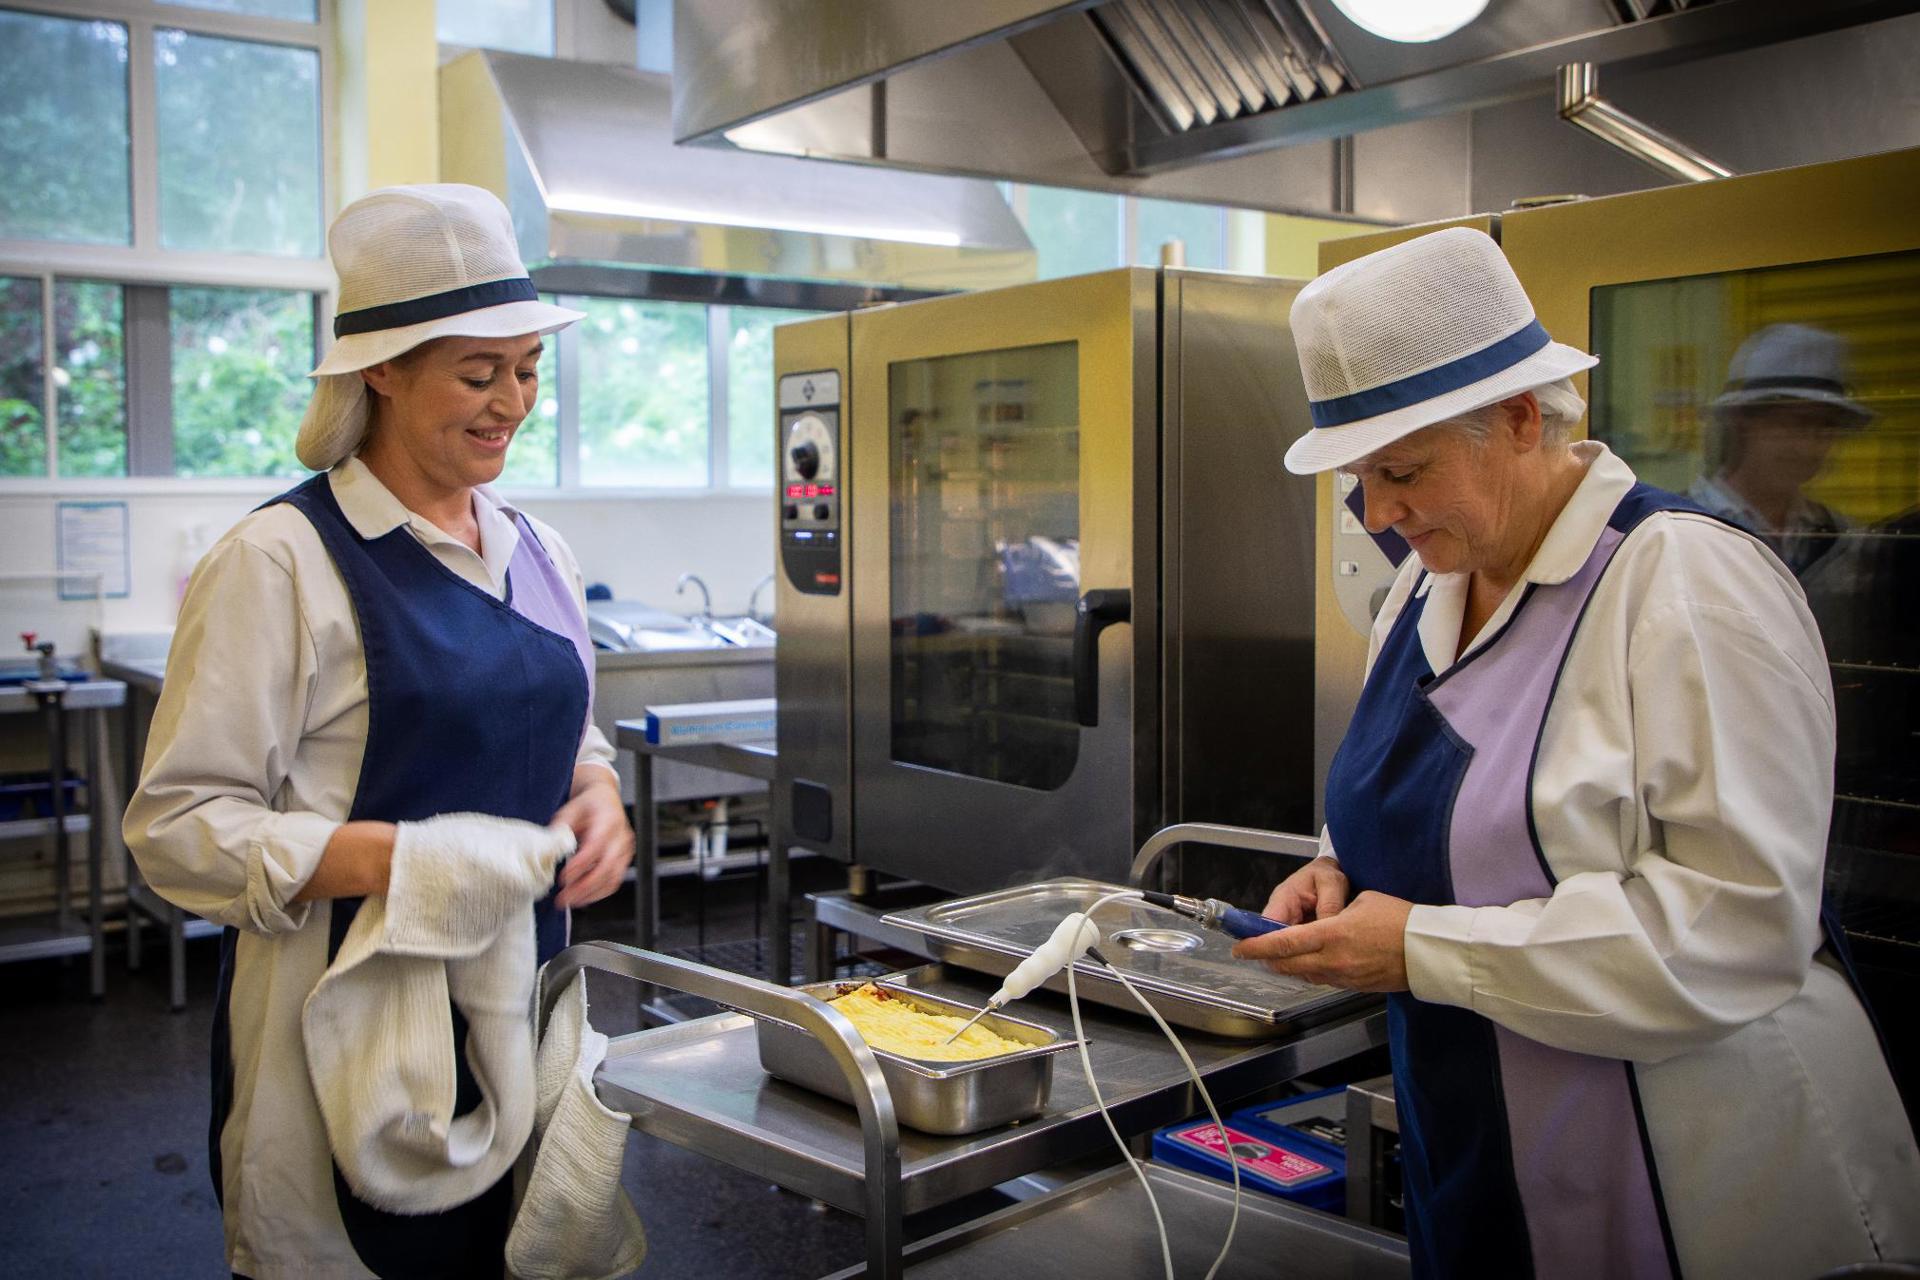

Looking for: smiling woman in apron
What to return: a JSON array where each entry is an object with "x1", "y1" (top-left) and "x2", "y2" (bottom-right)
[
  {"x1": 1239, "y1": 228, "x2": 1919, "y2": 1279},
  {"x1": 125, "y1": 184, "x2": 635, "y2": 1279}
]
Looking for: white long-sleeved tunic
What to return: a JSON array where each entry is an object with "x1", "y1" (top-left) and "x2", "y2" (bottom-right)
[
  {"x1": 1325, "y1": 441, "x2": 1920, "y2": 1277},
  {"x1": 125, "y1": 458, "x2": 614, "y2": 1279}
]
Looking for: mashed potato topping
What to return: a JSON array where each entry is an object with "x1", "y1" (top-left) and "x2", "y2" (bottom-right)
[{"x1": 827, "y1": 984, "x2": 1028, "y2": 1062}]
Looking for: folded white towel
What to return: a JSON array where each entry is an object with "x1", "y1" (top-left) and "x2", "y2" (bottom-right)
[
  {"x1": 507, "y1": 973, "x2": 648, "y2": 1280},
  {"x1": 302, "y1": 813, "x2": 574, "y2": 1214}
]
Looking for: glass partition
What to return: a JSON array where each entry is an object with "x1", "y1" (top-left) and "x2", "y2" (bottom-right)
[
  {"x1": 889, "y1": 342, "x2": 1081, "y2": 790},
  {"x1": 1590, "y1": 249, "x2": 1920, "y2": 864}
]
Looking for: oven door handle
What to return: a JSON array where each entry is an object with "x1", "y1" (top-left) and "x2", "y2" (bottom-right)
[{"x1": 1072, "y1": 588, "x2": 1132, "y2": 727}]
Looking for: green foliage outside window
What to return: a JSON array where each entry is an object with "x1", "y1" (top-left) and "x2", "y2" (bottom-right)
[
  {"x1": 171, "y1": 287, "x2": 313, "y2": 478},
  {"x1": 727, "y1": 308, "x2": 823, "y2": 489},
  {"x1": 0, "y1": 11, "x2": 132, "y2": 245},
  {"x1": 0, "y1": 277, "x2": 46, "y2": 477},
  {"x1": 55, "y1": 281, "x2": 128, "y2": 478},
  {"x1": 155, "y1": 29, "x2": 321, "y2": 257},
  {"x1": 575, "y1": 298, "x2": 710, "y2": 488}
]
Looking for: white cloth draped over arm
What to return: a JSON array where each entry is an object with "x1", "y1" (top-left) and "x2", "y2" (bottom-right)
[
  {"x1": 1402, "y1": 518, "x2": 1836, "y2": 1064},
  {"x1": 123, "y1": 534, "x2": 340, "y2": 934}
]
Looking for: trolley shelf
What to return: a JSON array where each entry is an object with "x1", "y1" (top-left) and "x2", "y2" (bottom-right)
[{"x1": 589, "y1": 962, "x2": 1382, "y2": 1215}]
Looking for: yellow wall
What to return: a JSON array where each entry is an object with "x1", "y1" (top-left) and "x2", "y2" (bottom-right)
[
  {"x1": 1265, "y1": 214, "x2": 1386, "y2": 280},
  {"x1": 334, "y1": 0, "x2": 439, "y2": 207}
]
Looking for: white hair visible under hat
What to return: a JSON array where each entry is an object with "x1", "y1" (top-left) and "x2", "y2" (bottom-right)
[
  {"x1": 1283, "y1": 227, "x2": 1598, "y2": 475},
  {"x1": 295, "y1": 183, "x2": 583, "y2": 471},
  {"x1": 1711, "y1": 322, "x2": 1872, "y2": 425}
]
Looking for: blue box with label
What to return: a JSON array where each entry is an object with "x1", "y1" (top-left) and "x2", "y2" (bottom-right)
[{"x1": 1152, "y1": 1107, "x2": 1345, "y2": 1214}]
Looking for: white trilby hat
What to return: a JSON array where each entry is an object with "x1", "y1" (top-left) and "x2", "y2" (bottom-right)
[
  {"x1": 295, "y1": 183, "x2": 582, "y2": 470},
  {"x1": 1283, "y1": 227, "x2": 1598, "y2": 475},
  {"x1": 1711, "y1": 323, "x2": 1872, "y2": 424}
]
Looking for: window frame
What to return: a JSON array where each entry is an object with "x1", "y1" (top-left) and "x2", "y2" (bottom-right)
[{"x1": 0, "y1": 0, "x2": 333, "y2": 490}]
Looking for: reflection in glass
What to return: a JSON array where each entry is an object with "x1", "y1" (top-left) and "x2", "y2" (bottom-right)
[
  {"x1": 574, "y1": 297, "x2": 710, "y2": 487},
  {"x1": 0, "y1": 278, "x2": 46, "y2": 477},
  {"x1": 1590, "y1": 249, "x2": 1920, "y2": 863},
  {"x1": 890, "y1": 342, "x2": 1081, "y2": 790},
  {"x1": 728, "y1": 307, "x2": 825, "y2": 489},
  {"x1": 436, "y1": 0, "x2": 556, "y2": 56},
  {"x1": 1022, "y1": 187, "x2": 1123, "y2": 281},
  {"x1": 55, "y1": 280, "x2": 126, "y2": 478},
  {"x1": 1133, "y1": 197, "x2": 1226, "y2": 269},
  {"x1": 171, "y1": 286, "x2": 313, "y2": 477},
  {"x1": 155, "y1": 30, "x2": 322, "y2": 256},
  {"x1": 497, "y1": 303, "x2": 561, "y2": 486},
  {"x1": 0, "y1": 12, "x2": 130, "y2": 245}
]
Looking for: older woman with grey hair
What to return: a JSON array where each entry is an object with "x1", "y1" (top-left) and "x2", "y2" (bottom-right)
[{"x1": 1237, "y1": 228, "x2": 1918, "y2": 1279}]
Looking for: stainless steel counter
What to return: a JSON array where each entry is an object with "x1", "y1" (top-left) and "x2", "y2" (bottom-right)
[{"x1": 822, "y1": 1161, "x2": 1409, "y2": 1279}]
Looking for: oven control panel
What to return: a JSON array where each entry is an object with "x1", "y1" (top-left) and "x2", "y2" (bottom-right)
[{"x1": 779, "y1": 370, "x2": 842, "y2": 596}]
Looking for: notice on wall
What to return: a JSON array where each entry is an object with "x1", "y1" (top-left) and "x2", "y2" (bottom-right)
[{"x1": 55, "y1": 500, "x2": 130, "y2": 600}]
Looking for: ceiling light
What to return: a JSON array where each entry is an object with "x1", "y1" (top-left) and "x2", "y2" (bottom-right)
[
  {"x1": 1327, "y1": 0, "x2": 1488, "y2": 43},
  {"x1": 545, "y1": 192, "x2": 963, "y2": 248}
]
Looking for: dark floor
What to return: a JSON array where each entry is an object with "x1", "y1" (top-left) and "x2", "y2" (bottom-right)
[{"x1": 0, "y1": 857, "x2": 889, "y2": 1279}]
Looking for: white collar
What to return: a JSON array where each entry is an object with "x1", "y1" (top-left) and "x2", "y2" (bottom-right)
[
  {"x1": 327, "y1": 456, "x2": 523, "y2": 591},
  {"x1": 1415, "y1": 441, "x2": 1638, "y2": 671}
]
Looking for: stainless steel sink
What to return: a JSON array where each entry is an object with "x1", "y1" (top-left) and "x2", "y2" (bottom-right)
[{"x1": 702, "y1": 615, "x2": 776, "y2": 648}]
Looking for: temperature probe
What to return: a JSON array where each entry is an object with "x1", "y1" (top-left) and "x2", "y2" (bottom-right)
[{"x1": 1138, "y1": 891, "x2": 1288, "y2": 940}]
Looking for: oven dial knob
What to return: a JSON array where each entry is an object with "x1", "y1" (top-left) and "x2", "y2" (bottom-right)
[
  {"x1": 791, "y1": 441, "x2": 820, "y2": 480},
  {"x1": 814, "y1": 503, "x2": 830, "y2": 521}
]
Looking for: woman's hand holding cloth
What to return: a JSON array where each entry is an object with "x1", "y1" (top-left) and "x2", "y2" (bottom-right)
[{"x1": 302, "y1": 813, "x2": 576, "y2": 1213}]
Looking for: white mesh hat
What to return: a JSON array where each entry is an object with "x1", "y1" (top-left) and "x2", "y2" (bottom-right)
[
  {"x1": 1711, "y1": 323, "x2": 1872, "y2": 424},
  {"x1": 295, "y1": 183, "x2": 582, "y2": 470},
  {"x1": 1283, "y1": 227, "x2": 1598, "y2": 475}
]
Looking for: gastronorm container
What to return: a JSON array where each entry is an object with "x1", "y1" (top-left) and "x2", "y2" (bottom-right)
[
  {"x1": 749, "y1": 979, "x2": 1079, "y2": 1135},
  {"x1": 885, "y1": 879, "x2": 1368, "y2": 1039}
]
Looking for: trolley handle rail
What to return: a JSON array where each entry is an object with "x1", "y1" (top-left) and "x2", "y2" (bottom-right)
[
  {"x1": 1129, "y1": 821, "x2": 1323, "y2": 890},
  {"x1": 537, "y1": 941, "x2": 906, "y2": 1279}
]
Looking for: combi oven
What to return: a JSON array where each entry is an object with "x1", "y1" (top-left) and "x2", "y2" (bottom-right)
[{"x1": 772, "y1": 267, "x2": 1322, "y2": 900}]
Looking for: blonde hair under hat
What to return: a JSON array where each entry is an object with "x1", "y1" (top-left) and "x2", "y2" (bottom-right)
[
  {"x1": 1283, "y1": 227, "x2": 1597, "y2": 475},
  {"x1": 295, "y1": 184, "x2": 582, "y2": 471}
]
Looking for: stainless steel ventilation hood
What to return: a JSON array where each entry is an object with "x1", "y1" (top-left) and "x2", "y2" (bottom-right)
[
  {"x1": 439, "y1": 50, "x2": 1035, "y2": 305},
  {"x1": 672, "y1": 0, "x2": 1913, "y2": 221}
]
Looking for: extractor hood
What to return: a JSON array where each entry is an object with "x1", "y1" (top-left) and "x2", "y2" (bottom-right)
[
  {"x1": 671, "y1": 0, "x2": 1913, "y2": 220},
  {"x1": 439, "y1": 50, "x2": 1035, "y2": 304}
]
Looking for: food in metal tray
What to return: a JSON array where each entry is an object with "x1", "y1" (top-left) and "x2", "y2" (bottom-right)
[{"x1": 827, "y1": 983, "x2": 1026, "y2": 1062}]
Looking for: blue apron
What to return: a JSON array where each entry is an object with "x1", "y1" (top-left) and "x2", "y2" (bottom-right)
[
  {"x1": 210, "y1": 473, "x2": 592, "y2": 1279},
  {"x1": 1326, "y1": 484, "x2": 1700, "y2": 1279}
]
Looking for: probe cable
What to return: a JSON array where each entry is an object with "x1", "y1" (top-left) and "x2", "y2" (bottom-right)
[{"x1": 1067, "y1": 890, "x2": 1242, "y2": 1280}]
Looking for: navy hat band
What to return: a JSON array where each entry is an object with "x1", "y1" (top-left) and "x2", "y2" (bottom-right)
[
  {"x1": 1309, "y1": 319, "x2": 1552, "y2": 429},
  {"x1": 1725, "y1": 375, "x2": 1848, "y2": 396},
  {"x1": 333, "y1": 277, "x2": 539, "y2": 338}
]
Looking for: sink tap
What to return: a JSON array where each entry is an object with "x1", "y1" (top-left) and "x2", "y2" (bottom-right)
[
  {"x1": 675, "y1": 573, "x2": 713, "y2": 623},
  {"x1": 747, "y1": 572, "x2": 774, "y2": 624}
]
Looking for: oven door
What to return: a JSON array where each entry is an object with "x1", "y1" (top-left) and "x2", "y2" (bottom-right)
[{"x1": 849, "y1": 269, "x2": 1158, "y2": 893}]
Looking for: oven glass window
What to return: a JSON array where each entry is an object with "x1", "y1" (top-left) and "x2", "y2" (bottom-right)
[
  {"x1": 1589, "y1": 249, "x2": 1920, "y2": 876},
  {"x1": 889, "y1": 342, "x2": 1081, "y2": 789}
]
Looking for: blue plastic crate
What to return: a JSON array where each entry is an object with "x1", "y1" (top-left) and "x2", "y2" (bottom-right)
[{"x1": 1152, "y1": 1116, "x2": 1345, "y2": 1214}]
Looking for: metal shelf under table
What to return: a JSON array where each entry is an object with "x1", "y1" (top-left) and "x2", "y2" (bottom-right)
[
  {"x1": 822, "y1": 1161, "x2": 1409, "y2": 1278},
  {"x1": 546, "y1": 942, "x2": 1386, "y2": 1279}
]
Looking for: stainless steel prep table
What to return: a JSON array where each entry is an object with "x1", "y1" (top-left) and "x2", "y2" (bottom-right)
[
  {"x1": 549, "y1": 941, "x2": 1387, "y2": 1279},
  {"x1": 99, "y1": 656, "x2": 223, "y2": 1010},
  {"x1": 612, "y1": 719, "x2": 791, "y2": 1002},
  {"x1": 822, "y1": 1162, "x2": 1409, "y2": 1278},
  {"x1": 0, "y1": 676, "x2": 124, "y2": 998}
]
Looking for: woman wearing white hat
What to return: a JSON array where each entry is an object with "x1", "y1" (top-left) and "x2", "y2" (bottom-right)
[
  {"x1": 1235, "y1": 228, "x2": 1919, "y2": 1278},
  {"x1": 126, "y1": 184, "x2": 633, "y2": 1278}
]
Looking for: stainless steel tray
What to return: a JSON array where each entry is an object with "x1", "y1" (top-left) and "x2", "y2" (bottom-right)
[
  {"x1": 884, "y1": 879, "x2": 1365, "y2": 1039},
  {"x1": 748, "y1": 979, "x2": 1079, "y2": 1135}
]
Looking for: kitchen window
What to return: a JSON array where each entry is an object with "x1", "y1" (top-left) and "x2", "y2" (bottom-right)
[{"x1": 0, "y1": 0, "x2": 332, "y2": 483}]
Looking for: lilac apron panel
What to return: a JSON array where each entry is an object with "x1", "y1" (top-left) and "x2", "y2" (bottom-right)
[{"x1": 1423, "y1": 524, "x2": 1673, "y2": 1280}]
